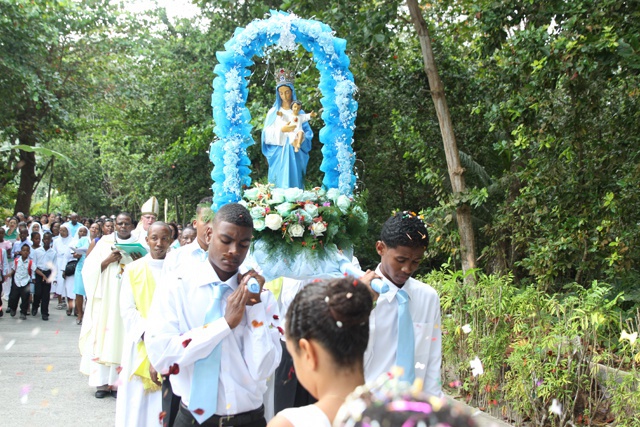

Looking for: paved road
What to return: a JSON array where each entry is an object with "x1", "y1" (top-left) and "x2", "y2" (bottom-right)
[
  {"x1": 1, "y1": 296, "x2": 510, "y2": 427},
  {"x1": 1, "y1": 298, "x2": 115, "y2": 427}
]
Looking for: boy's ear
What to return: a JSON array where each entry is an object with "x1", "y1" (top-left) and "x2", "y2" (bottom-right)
[{"x1": 375, "y1": 240, "x2": 386, "y2": 256}]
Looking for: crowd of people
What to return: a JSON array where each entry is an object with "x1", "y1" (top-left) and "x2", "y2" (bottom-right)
[{"x1": 1, "y1": 196, "x2": 478, "y2": 427}]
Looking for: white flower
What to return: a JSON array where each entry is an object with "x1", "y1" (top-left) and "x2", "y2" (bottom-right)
[
  {"x1": 301, "y1": 191, "x2": 318, "y2": 202},
  {"x1": 470, "y1": 356, "x2": 484, "y2": 377},
  {"x1": 336, "y1": 195, "x2": 351, "y2": 213},
  {"x1": 304, "y1": 203, "x2": 318, "y2": 217},
  {"x1": 621, "y1": 330, "x2": 638, "y2": 345},
  {"x1": 288, "y1": 223, "x2": 305, "y2": 238},
  {"x1": 275, "y1": 202, "x2": 296, "y2": 216},
  {"x1": 253, "y1": 218, "x2": 266, "y2": 231},
  {"x1": 250, "y1": 206, "x2": 265, "y2": 219},
  {"x1": 461, "y1": 324, "x2": 472, "y2": 334},
  {"x1": 264, "y1": 214, "x2": 283, "y2": 231},
  {"x1": 549, "y1": 399, "x2": 562, "y2": 416},
  {"x1": 244, "y1": 188, "x2": 260, "y2": 201},
  {"x1": 270, "y1": 189, "x2": 285, "y2": 204},
  {"x1": 326, "y1": 188, "x2": 340, "y2": 202},
  {"x1": 284, "y1": 187, "x2": 304, "y2": 202},
  {"x1": 311, "y1": 221, "x2": 327, "y2": 236}
]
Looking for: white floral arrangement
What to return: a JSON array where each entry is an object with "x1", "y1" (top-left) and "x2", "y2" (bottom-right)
[{"x1": 240, "y1": 183, "x2": 367, "y2": 259}]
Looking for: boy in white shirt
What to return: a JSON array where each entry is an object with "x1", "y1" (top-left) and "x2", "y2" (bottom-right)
[
  {"x1": 8, "y1": 245, "x2": 35, "y2": 320},
  {"x1": 32, "y1": 233, "x2": 57, "y2": 320},
  {"x1": 363, "y1": 211, "x2": 442, "y2": 397},
  {"x1": 146, "y1": 203, "x2": 282, "y2": 427}
]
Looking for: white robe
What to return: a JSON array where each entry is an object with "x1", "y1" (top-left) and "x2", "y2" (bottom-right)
[
  {"x1": 115, "y1": 255, "x2": 164, "y2": 427},
  {"x1": 79, "y1": 233, "x2": 139, "y2": 387}
]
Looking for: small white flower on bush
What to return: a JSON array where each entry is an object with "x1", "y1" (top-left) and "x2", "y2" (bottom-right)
[
  {"x1": 250, "y1": 206, "x2": 265, "y2": 219},
  {"x1": 311, "y1": 221, "x2": 327, "y2": 236},
  {"x1": 470, "y1": 356, "x2": 484, "y2": 377},
  {"x1": 461, "y1": 324, "x2": 472, "y2": 334},
  {"x1": 265, "y1": 214, "x2": 283, "y2": 230},
  {"x1": 253, "y1": 218, "x2": 266, "y2": 231},
  {"x1": 304, "y1": 203, "x2": 318, "y2": 217},
  {"x1": 549, "y1": 399, "x2": 562, "y2": 416},
  {"x1": 336, "y1": 195, "x2": 351, "y2": 213},
  {"x1": 288, "y1": 223, "x2": 305, "y2": 238}
]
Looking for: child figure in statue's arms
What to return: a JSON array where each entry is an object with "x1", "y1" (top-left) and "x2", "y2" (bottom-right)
[{"x1": 277, "y1": 100, "x2": 317, "y2": 152}]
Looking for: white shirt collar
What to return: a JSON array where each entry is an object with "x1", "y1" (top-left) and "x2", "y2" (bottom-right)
[
  {"x1": 375, "y1": 264, "x2": 412, "y2": 302},
  {"x1": 193, "y1": 259, "x2": 239, "y2": 290}
]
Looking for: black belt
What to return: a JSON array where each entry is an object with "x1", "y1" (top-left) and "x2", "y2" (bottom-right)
[{"x1": 179, "y1": 401, "x2": 264, "y2": 426}]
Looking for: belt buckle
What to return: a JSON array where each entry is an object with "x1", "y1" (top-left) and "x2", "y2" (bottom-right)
[{"x1": 218, "y1": 416, "x2": 231, "y2": 427}]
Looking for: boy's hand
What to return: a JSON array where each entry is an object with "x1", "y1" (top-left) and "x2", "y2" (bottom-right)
[
  {"x1": 238, "y1": 270, "x2": 265, "y2": 306},
  {"x1": 358, "y1": 270, "x2": 381, "y2": 302},
  {"x1": 224, "y1": 285, "x2": 248, "y2": 329}
]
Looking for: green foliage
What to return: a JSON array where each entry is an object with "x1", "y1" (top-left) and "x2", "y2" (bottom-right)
[{"x1": 428, "y1": 267, "x2": 640, "y2": 425}]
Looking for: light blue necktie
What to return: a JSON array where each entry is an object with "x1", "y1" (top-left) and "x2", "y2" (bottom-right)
[
  {"x1": 189, "y1": 283, "x2": 228, "y2": 423},
  {"x1": 395, "y1": 289, "x2": 415, "y2": 383}
]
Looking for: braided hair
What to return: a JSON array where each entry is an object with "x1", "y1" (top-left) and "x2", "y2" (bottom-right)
[
  {"x1": 380, "y1": 211, "x2": 429, "y2": 250},
  {"x1": 286, "y1": 277, "x2": 373, "y2": 367}
]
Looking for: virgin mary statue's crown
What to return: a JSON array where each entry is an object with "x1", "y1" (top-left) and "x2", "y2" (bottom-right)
[{"x1": 275, "y1": 68, "x2": 296, "y2": 86}]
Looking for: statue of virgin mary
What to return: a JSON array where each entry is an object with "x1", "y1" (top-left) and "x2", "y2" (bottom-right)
[{"x1": 261, "y1": 69, "x2": 313, "y2": 189}]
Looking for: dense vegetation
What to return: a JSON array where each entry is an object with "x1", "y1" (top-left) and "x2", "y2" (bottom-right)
[{"x1": 2, "y1": 0, "x2": 639, "y2": 423}]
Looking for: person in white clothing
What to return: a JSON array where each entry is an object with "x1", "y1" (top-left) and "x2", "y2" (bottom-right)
[
  {"x1": 146, "y1": 203, "x2": 282, "y2": 427},
  {"x1": 267, "y1": 276, "x2": 373, "y2": 427},
  {"x1": 158, "y1": 197, "x2": 213, "y2": 427},
  {"x1": 115, "y1": 222, "x2": 173, "y2": 427},
  {"x1": 363, "y1": 211, "x2": 443, "y2": 397},
  {"x1": 79, "y1": 212, "x2": 143, "y2": 398}
]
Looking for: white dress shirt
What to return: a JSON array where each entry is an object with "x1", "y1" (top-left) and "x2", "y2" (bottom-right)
[
  {"x1": 13, "y1": 257, "x2": 35, "y2": 287},
  {"x1": 146, "y1": 255, "x2": 283, "y2": 415},
  {"x1": 363, "y1": 265, "x2": 442, "y2": 397},
  {"x1": 33, "y1": 246, "x2": 57, "y2": 271},
  {"x1": 161, "y1": 240, "x2": 207, "y2": 275}
]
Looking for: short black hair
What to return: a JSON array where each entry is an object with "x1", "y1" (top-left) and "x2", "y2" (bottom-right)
[
  {"x1": 380, "y1": 211, "x2": 429, "y2": 249},
  {"x1": 30, "y1": 231, "x2": 40, "y2": 239},
  {"x1": 148, "y1": 221, "x2": 172, "y2": 235},
  {"x1": 286, "y1": 277, "x2": 373, "y2": 367},
  {"x1": 213, "y1": 203, "x2": 253, "y2": 228},
  {"x1": 116, "y1": 212, "x2": 133, "y2": 222}
]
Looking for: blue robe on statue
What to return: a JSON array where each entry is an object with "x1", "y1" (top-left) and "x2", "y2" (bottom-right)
[{"x1": 261, "y1": 83, "x2": 313, "y2": 189}]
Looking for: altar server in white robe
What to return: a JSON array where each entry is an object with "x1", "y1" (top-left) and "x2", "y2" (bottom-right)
[
  {"x1": 116, "y1": 222, "x2": 173, "y2": 426},
  {"x1": 79, "y1": 212, "x2": 144, "y2": 398}
]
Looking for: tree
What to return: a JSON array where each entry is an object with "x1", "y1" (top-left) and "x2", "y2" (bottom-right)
[{"x1": 0, "y1": 0, "x2": 116, "y2": 214}]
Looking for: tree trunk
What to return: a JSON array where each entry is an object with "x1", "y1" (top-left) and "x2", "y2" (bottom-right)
[
  {"x1": 406, "y1": 0, "x2": 477, "y2": 276},
  {"x1": 14, "y1": 143, "x2": 37, "y2": 216}
]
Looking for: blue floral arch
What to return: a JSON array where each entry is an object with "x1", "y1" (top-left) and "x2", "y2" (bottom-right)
[{"x1": 210, "y1": 10, "x2": 358, "y2": 211}]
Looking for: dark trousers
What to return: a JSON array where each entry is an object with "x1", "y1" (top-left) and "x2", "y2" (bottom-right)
[
  {"x1": 173, "y1": 403, "x2": 266, "y2": 427},
  {"x1": 33, "y1": 270, "x2": 51, "y2": 315},
  {"x1": 274, "y1": 340, "x2": 317, "y2": 413},
  {"x1": 8, "y1": 278, "x2": 30, "y2": 315},
  {"x1": 161, "y1": 376, "x2": 181, "y2": 427}
]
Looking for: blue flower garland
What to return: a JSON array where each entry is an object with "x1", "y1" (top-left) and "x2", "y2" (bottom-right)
[{"x1": 210, "y1": 10, "x2": 358, "y2": 211}]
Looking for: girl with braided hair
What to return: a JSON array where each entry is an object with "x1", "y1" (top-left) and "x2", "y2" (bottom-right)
[{"x1": 268, "y1": 277, "x2": 374, "y2": 427}]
